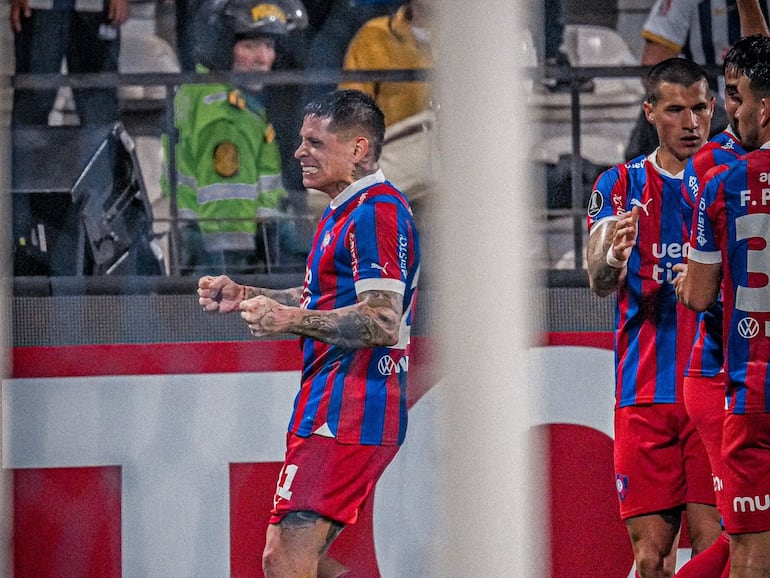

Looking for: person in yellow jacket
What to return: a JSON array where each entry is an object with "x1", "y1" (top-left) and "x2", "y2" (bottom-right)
[
  {"x1": 340, "y1": 0, "x2": 436, "y2": 278},
  {"x1": 162, "y1": 0, "x2": 304, "y2": 274},
  {"x1": 339, "y1": 0, "x2": 432, "y2": 128}
]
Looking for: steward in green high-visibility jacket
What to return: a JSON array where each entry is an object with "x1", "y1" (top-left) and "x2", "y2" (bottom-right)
[{"x1": 161, "y1": 0, "x2": 296, "y2": 273}]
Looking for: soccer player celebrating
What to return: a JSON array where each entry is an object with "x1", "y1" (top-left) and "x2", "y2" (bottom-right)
[
  {"x1": 586, "y1": 57, "x2": 720, "y2": 578},
  {"x1": 198, "y1": 89, "x2": 420, "y2": 577}
]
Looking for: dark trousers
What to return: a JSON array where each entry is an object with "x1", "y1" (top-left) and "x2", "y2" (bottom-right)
[{"x1": 12, "y1": 7, "x2": 120, "y2": 127}]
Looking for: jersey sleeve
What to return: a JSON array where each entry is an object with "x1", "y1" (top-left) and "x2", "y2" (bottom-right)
[
  {"x1": 587, "y1": 164, "x2": 627, "y2": 231},
  {"x1": 682, "y1": 158, "x2": 700, "y2": 236},
  {"x1": 642, "y1": 0, "x2": 701, "y2": 52},
  {"x1": 684, "y1": 140, "x2": 744, "y2": 238},
  {"x1": 347, "y1": 200, "x2": 411, "y2": 297},
  {"x1": 683, "y1": 149, "x2": 725, "y2": 235},
  {"x1": 688, "y1": 172, "x2": 724, "y2": 265}
]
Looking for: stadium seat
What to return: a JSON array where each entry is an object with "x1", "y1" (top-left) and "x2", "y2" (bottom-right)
[
  {"x1": 535, "y1": 24, "x2": 644, "y2": 122},
  {"x1": 118, "y1": 1, "x2": 180, "y2": 106},
  {"x1": 562, "y1": 24, "x2": 637, "y2": 67}
]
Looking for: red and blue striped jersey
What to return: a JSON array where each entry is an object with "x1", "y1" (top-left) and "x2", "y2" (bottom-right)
[
  {"x1": 587, "y1": 152, "x2": 696, "y2": 408},
  {"x1": 682, "y1": 129, "x2": 745, "y2": 378},
  {"x1": 289, "y1": 171, "x2": 420, "y2": 445},
  {"x1": 688, "y1": 145, "x2": 770, "y2": 414}
]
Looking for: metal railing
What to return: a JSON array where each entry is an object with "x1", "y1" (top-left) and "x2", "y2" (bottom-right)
[
  {"x1": 9, "y1": 69, "x2": 430, "y2": 278},
  {"x1": 8, "y1": 64, "x2": 726, "y2": 285}
]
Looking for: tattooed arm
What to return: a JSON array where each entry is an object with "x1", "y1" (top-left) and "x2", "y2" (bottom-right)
[
  {"x1": 243, "y1": 285, "x2": 304, "y2": 307},
  {"x1": 239, "y1": 289, "x2": 403, "y2": 348},
  {"x1": 198, "y1": 275, "x2": 302, "y2": 313},
  {"x1": 586, "y1": 207, "x2": 639, "y2": 298}
]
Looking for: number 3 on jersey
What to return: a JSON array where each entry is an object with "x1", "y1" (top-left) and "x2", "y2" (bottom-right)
[{"x1": 736, "y1": 213, "x2": 770, "y2": 313}]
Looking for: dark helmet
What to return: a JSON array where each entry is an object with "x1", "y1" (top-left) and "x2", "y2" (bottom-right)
[
  {"x1": 278, "y1": 0, "x2": 308, "y2": 32},
  {"x1": 223, "y1": 0, "x2": 307, "y2": 39}
]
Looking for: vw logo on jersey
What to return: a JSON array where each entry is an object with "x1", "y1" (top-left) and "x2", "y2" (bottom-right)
[
  {"x1": 587, "y1": 190, "x2": 604, "y2": 218},
  {"x1": 377, "y1": 355, "x2": 397, "y2": 375},
  {"x1": 737, "y1": 316, "x2": 760, "y2": 339}
]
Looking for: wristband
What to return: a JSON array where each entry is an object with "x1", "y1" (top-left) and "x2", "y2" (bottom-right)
[{"x1": 606, "y1": 246, "x2": 627, "y2": 269}]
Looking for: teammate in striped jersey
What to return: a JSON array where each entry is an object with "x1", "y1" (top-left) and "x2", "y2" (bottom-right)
[
  {"x1": 678, "y1": 47, "x2": 770, "y2": 577},
  {"x1": 679, "y1": 37, "x2": 765, "y2": 521},
  {"x1": 670, "y1": 39, "x2": 768, "y2": 578},
  {"x1": 587, "y1": 58, "x2": 721, "y2": 577},
  {"x1": 198, "y1": 89, "x2": 420, "y2": 577}
]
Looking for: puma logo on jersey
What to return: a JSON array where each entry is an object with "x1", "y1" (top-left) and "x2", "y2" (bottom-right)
[
  {"x1": 630, "y1": 198, "x2": 652, "y2": 216},
  {"x1": 371, "y1": 262, "x2": 389, "y2": 274}
]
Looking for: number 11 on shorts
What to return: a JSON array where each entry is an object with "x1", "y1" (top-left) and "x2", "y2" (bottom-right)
[{"x1": 274, "y1": 464, "x2": 299, "y2": 509}]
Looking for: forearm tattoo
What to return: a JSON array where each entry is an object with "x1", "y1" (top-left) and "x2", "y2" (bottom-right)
[
  {"x1": 244, "y1": 286, "x2": 303, "y2": 306},
  {"x1": 297, "y1": 290, "x2": 402, "y2": 348}
]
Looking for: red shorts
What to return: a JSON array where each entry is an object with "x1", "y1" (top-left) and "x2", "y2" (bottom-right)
[
  {"x1": 269, "y1": 432, "x2": 399, "y2": 526},
  {"x1": 614, "y1": 403, "x2": 715, "y2": 520},
  {"x1": 683, "y1": 374, "x2": 727, "y2": 512},
  {"x1": 721, "y1": 412, "x2": 770, "y2": 534}
]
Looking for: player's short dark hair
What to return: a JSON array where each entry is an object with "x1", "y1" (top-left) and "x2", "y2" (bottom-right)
[
  {"x1": 746, "y1": 61, "x2": 770, "y2": 99},
  {"x1": 724, "y1": 35, "x2": 770, "y2": 80},
  {"x1": 729, "y1": 36, "x2": 770, "y2": 99},
  {"x1": 303, "y1": 89, "x2": 386, "y2": 160},
  {"x1": 645, "y1": 57, "x2": 709, "y2": 105}
]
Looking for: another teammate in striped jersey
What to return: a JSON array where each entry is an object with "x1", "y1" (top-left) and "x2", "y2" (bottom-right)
[
  {"x1": 587, "y1": 57, "x2": 721, "y2": 577},
  {"x1": 679, "y1": 44, "x2": 770, "y2": 577}
]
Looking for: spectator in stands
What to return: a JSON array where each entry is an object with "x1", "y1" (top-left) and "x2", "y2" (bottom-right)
[
  {"x1": 586, "y1": 57, "x2": 721, "y2": 578},
  {"x1": 340, "y1": 0, "x2": 432, "y2": 129},
  {"x1": 198, "y1": 89, "x2": 420, "y2": 578},
  {"x1": 624, "y1": 0, "x2": 770, "y2": 160},
  {"x1": 676, "y1": 42, "x2": 770, "y2": 578},
  {"x1": 9, "y1": 0, "x2": 128, "y2": 126},
  {"x1": 173, "y1": 0, "x2": 202, "y2": 72},
  {"x1": 299, "y1": 0, "x2": 401, "y2": 103},
  {"x1": 252, "y1": 0, "x2": 401, "y2": 177},
  {"x1": 162, "y1": 0, "x2": 305, "y2": 275},
  {"x1": 339, "y1": 0, "x2": 435, "y2": 268}
]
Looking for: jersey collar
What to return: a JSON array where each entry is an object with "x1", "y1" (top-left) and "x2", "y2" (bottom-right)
[
  {"x1": 647, "y1": 147, "x2": 684, "y2": 179},
  {"x1": 329, "y1": 169, "x2": 386, "y2": 210}
]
